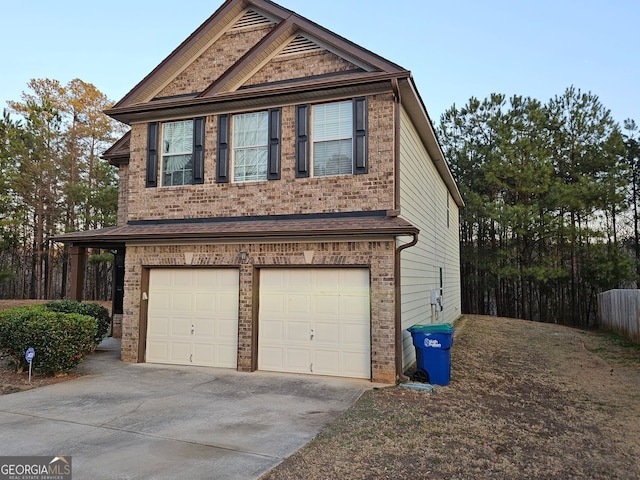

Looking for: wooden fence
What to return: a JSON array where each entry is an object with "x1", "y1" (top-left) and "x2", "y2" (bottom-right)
[{"x1": 597, "y1": 289, "x2": 640, "y2": 343}]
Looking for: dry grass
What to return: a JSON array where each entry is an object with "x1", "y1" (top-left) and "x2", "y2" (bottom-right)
[{"x1": 262, "y1": 315, "x2": 640, "y2": 479}]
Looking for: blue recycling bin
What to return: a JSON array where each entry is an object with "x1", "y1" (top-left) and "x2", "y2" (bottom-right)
[{"x1": 407, "y1": 323, "x2": 455, "y2": 386}]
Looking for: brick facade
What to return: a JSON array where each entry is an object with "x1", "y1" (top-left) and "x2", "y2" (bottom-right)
[
  {"x1": 124, "y1": 93, "x2": 395, "y2": 222},
  {"x1": 157, "y1": 25, "x2": 275, "y2": 98},
  {"x1": 245, "y1": 50, "x2": 358, "y2": 87},
  {"x1": 121, "y1": 240, "x2": 397, "y2": 384}
]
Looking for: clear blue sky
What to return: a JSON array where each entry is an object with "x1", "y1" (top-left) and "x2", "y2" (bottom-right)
[{"x1": 2, "y1": 0, "x2": 638, "y2": 126}]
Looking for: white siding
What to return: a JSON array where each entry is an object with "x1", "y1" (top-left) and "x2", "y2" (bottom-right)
[{"x1": 399, "y1": 107, "x2": 462, "y2": 368}]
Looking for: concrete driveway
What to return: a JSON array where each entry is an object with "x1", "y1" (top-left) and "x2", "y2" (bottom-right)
[{"x1": 0, "y1": 339, "x2": 373, "y2": 479}]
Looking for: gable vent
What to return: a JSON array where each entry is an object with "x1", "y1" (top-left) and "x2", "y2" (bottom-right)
[
  {"x1": 278, "y1": 35, "x2": 323, "y2": 57},
  {"x1": 231, "y1": 9, "x2": 275, "y2": 30}
]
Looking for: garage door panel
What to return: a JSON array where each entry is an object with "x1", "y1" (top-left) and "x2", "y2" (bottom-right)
[
  {"x1": 146, "y1": 315, "x2": 170, "y2": 336},
  {"x1": 285, "y1": 348, "x2": 312, "y2": 372},
  {"x1": 259, "y1": 268, "x2": 370, "y2": 379},
  {"x1": 340, "y1": 352, "x2": 370, "y2": 377},
  {"x1": 215, "y1": 344, "x2": 239, "y2": 368},
  {"x1": 342, "y1": 295, "x2": 369, "y2": 316},
  {"x1": 192, "y1": 317, "x2": 214, "y2": 338},
  {"x1": 286, "y1": 270, "x2": 312, "y2": 290},
  {"x1": 147, "y1": 268, "x2": 239, "y2": 368},
  {"x1": 314, "y1": 295, "x2": 340, "y2": 315},
  {"x1": 287, "y1": 322, "x2": 312, "y2": 342},
  {"x1": 259, "y1": 320, "x2": 283, "y2": 341},
  {"x1": 170, "y1": 317, "x2": 193, "y2": 338},
  {"x1": 172, "y1": 293, "x2": 194, "y2": 313},
  {"x1": 194, "y1": 293, "x2": 215, "y2": 311},
  {"x1": 342, "y1": 324, "x2": 369, "y2": 344},
  {"x1": 260, "y1": 294, "x2": 285, "y2": 314},
  {"x1": 313, "y1": 349, "x2": 341, "y2": 374},
  {"x1": 217, "y1": 293, "x2": 239, "y2": 313},
  {"x1": 259, "y1": 346, "x2": 284, "y2": 370},
  {"x1": 169, "y1": 269, "x2": 193, "y2": 288},
  {"x1": 315, "y1": 270, "x2": 341, "y2": 290},
  {"x1": 146, "y1": 342, "x2": 168, "y2": 363},
  {"x1": 216, "y1": 317, "x2": 238, "y2": 339},
  {"x1": 287, "y1": 294, "x2": 311, "y2": 314},
  {"x1": 168, "y1": 342, "x2": 191, "y2": 364},
  {"x1": 313, "y1": 323, "x2": 341, "y2": 344}
]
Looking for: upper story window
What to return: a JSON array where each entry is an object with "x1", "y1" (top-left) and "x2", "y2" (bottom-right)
[
  {"x1": 232, "y1": 111, "x2": 269, "y2": 182},
  {"x1": 162, "y1": 120, "x2": 193, "y2": 186},
  {"x1": 146, "y1": 117, "x2": 205, "y2": 188},
  {"x1": 216, "y1": 109, "x2": 281, "y2": 184},
  {"x1": 312, "y1": 101, "x2": 353, "y2": 177},
  {"x1": 295, "y1": 97, "x2": 367, "y2": 179}
]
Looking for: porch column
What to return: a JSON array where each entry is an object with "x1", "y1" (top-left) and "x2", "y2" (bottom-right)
[{"x1": 69, "y1": 245, "x2": 87, "y2": 301}]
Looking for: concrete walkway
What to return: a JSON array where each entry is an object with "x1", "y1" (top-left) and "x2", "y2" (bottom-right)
[{"x1": 0, "y1": 338, "x2": 374, "y2": 479}]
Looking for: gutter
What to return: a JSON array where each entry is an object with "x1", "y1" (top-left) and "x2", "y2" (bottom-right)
[{"x1": 395, "y1": 232, "x2": 418, "y2": 383}]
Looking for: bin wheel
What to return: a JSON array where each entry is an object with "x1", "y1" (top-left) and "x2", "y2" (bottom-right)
[{"x1": 412, "y1": 369, "x2": 429, "y2": 384}]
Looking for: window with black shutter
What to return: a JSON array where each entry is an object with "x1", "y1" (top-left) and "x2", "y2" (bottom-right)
[
  {"x1": 295, "y1": 98, "x2": 368, "y2": 178},
  {"x1": 146, "y1": 117, "x2": 206, "y2": 187}
]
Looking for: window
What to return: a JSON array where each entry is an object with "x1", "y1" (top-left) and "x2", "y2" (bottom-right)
[
  {"x1": 312, "y1": 101, "x2": 353, "y2": 176},
  {"x1": 296, "y1": 98, "x2": 367, "y2": 178},
  {"x1": 146, "y1": 118, "x2": 205, "y2": 188},
  {"x1": 217, "y1": 109, "x2": 281, "y2": 183},
  {"x1": 233, "y1": 112, "x2": 268, "y2": 182},
  {"x1": 162, "y1": 120, "x2": 193, "y2": 186}
]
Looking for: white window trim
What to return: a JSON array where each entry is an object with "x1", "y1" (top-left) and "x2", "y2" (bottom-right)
[
  {"x1": 161, "y1": 120, "x2": 193, "y2": 187},
  {"x1": 311, "y1": 100, "x2": 354, "y2": 178},
  {"x1": 231, "y1": 111, "x2": 269, "y2": 183}
]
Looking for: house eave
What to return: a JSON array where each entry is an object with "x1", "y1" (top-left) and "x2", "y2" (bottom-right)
[
  {"x1": 398, "y1": 77, "x2": 464, "y2": 208},
  {"x1": 105, "y1": 72, "x2": 407, "y2": 124}
]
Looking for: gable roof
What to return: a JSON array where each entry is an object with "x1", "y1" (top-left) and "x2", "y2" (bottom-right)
[
  {"x1": 101, "y1": 131, "x2": 130, "y2": 166},
  {"x1": 111, "y1": 0, "x2": 407, "y2": 112},
  {"x1": 103, "y1": 0, "x2": 463, "y2": 207}
]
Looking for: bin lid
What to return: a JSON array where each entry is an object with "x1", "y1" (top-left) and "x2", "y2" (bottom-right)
[{"x1": 407, "y1": 323, "x2": 455, "y2": 334}]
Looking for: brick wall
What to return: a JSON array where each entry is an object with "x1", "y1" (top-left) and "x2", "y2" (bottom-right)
[
  {"x1": 117, "y1": 164, "x2": 128, "y2": 226},
  {"x1": 125, "y1": 93, "x2": 395, "y2": 221},
  {"x1": 245, "y1": 50, "x2": 358, "y2": 87},
  {"x1": 121, "y1": 239, "x2": 397, "y2": 383},
  {"x1": 157, "y1": 25, "x2": 275, "y2": 98}
]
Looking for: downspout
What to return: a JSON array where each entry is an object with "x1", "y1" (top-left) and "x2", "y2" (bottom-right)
[
  {"x1": 392, "y1": 76, "x2": 415, "y2": 382},
  {"x1": 395, "y1": 233, "x2": 418, "y2": 383}
]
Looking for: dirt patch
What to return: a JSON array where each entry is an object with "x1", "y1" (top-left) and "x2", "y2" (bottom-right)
[
  {"x1": 262, "y1": 315, "x2": 640, "y2": 479},
  {"x1": 0, "y1": 299, "x2": 110, "y2": 395}
]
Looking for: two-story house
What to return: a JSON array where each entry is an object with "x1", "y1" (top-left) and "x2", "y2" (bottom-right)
[{"x1": 57, "y1": 0, "x2": 463, "y2": 384}]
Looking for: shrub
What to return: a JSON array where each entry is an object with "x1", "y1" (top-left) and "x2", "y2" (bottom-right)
[
  {"x1": 0, "y1": 306, "x2": 97, "y2": 375},
  {"x1": 45, "y1": 300, "x2": 111, "y2": 346}
]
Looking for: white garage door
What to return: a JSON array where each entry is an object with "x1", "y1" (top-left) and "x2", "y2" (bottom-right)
[
  {"x1": 259, "y1": 268, "x2": 371, "y2": 379},
  {"x1": 146, "y1": 268, "x2": 239, "y2": 368}
]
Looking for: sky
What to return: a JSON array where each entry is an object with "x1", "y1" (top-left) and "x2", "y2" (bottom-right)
[{"x1": 1, "y1": 0, "x2": 639, "y2": 127}]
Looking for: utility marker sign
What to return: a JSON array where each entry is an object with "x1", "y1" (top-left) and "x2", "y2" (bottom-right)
[
  {"x1": 0, "y1": 456, "x2": 72, "y2": 480},
  {"x1": 25, "y1": 348, "x2": 35, "y2": 384}
]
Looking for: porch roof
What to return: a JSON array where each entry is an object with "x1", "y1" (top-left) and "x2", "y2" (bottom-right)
[{"x1": 53, "y1": 212, "x2": 418, "y2": 247}]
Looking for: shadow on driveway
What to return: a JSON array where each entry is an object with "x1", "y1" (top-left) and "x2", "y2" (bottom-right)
[{"x1": 0, "y1": 338, "x2": 374, "y2": 479}]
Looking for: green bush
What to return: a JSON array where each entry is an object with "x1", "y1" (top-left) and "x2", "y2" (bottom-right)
[
  {"x1": 45, "y1": 300, "x2": 111, "y2": 346},
  {"x1": 0, "y1": 306, "x2": 97, "y2": 375}
]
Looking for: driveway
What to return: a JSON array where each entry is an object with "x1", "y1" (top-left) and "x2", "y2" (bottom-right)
[{"x1": 0, "y1": 339, "x2": 372, "y2": 479}]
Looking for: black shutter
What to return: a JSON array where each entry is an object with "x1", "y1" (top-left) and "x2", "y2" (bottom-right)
[
  {"x1": 353, "y1": 97, "x2": 368, "y2": 174},
  {"x1": 295, "y1": 104, "x2": 310, "y2": 178},
  {"x1": 146, "y1": 122, "x2": 159, "y2": 187},
  {"x1": 216, "y1": 114, "x2": 230, "y2": 183},
  {"x1": 267, "y1": 108, "x2": 281, "y2": 180},
  {"x1": 192, "y1": 117, "x2": 205, "y2": 184}
]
